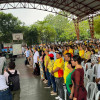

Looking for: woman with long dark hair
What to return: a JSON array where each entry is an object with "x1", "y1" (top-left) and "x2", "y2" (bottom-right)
[{"x1": 70, "y1": 55, "x2": 87, "y2": 100}]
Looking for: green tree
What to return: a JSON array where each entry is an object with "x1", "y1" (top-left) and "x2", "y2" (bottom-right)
[
  {"x1": 0, "y1": 12, "x2": 23, "y2": 43},
  {"x1": 94, "y1": 16, "x2": 100, "y2": 38},
  {"x1": 79, "y1": 20, "x2": 90, "y2": 40},
  {"x1": 24, "y1": 25, "x2": 39, "y2": 45},
  {"x1": 35, "y1": 20, "x2": 57, "y2": 44}
]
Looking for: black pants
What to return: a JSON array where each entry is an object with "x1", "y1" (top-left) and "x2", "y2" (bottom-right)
[
  {"x1": 97, "y1": 84, "x2": 100, "y2": 90},
  {"x1": 25, "y1": 57, "x2": 29, "y2": 65},
  {"x1": 33, "y1": 63, "x2": 40, "y2": 76},
  {"x1": 42, "y1": 63, "x2": 47, "y2": 80}
]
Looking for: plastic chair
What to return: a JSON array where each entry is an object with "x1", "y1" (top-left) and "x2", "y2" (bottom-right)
[
  {"x1": 92, "y1": 64, "x2": 98, "y2": 74},
  {"x1": 81, "y1": 61, "x2": 85, "y2": 67},
  {"x1": 86, "y1": 69, "x2": 93, "y2": 82},
  {"x1": 86, "y1": 82, "x2": 96, "y2": 100},
  {"x1": 92, "y1": 64, "x2": 98, "y2": 78},
  {"x1": 84, "y1": 63, "x2": 92, "y2": 75},
  {"x1": 95, "y1": 91, "x2": 100, "y2": 100},
  {"x1": 85, "y1": 63, "x2": 92, "y2": 70},
  {"x1": 84, "y1": 76, "x2": 89, "y2": 88}
]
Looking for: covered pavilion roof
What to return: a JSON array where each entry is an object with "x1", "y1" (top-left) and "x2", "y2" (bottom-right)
[{"x1": 0, "y1": 0, "x2": 100, "y2": 20}]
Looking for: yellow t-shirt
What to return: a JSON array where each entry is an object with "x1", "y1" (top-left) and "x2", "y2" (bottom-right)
[
  {"x1": 63, "y1": 62, "x2": 70, "y2": 83},
  {"x1": 79, "y1": 50, "x2": 84, "y2": 58},
  {"x1": 63, "y1": 50, "x2": 68, "y2": 56},
  {"x1": 69, "y1": 49, "x2": 73, "y2": 55},
  {"x1": 84, "y1": 51, "x2": 91, "y2": 60},
  {"x1": 95, "y1": 49, "x2": 98, "y2": 53},
  {"x1": 44, "y1": 55, "x2": 50, "y2": 68},
  {"x1": 43, "y1": 48, "x2": 45, "y2": 51},
  {"x1": 53, "y1": 58, "x2": 64, "y2": 78},
  {"x1": 48, "y1": 60, "x2": 55, "y2": 73}
]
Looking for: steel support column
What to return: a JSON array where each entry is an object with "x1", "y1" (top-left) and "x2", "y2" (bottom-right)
[
  {"x1": 88, "y1": 17, "x2": 94, "y2": 39},
  {"x1": 73, "y1": 18, "x2": 80, "y2": 40}
]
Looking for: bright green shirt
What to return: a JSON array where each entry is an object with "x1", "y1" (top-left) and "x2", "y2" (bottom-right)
[{"x1": 66, "y1": 69, "x2": 75, "y2": 93}]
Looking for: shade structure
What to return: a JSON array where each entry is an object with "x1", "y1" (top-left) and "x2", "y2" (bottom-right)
[{"x1": 0, "y1": 0, "x2": 100, "y2": 20}]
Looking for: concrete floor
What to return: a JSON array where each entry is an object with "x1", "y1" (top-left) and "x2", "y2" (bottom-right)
[{"x1": 15, "y1": 57, "x2": 56, "y2": 100}]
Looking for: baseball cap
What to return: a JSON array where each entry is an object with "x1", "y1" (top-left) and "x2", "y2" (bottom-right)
[{"x1": 48, "y1": 53, "x2": 54, "y2": 58}]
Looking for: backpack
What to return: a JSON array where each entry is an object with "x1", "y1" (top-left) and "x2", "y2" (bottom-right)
[{"x1": 7, "y1": 70, "x2": 20, "y2": 91}]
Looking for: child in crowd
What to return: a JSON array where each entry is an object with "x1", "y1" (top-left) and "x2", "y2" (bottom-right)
[{"x1": 4, "y1": 60, "x2": 20, "y2": 100}]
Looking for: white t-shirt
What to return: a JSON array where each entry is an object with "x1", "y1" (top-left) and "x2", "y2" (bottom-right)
[
  {"x1": 33, "y1": 51, "x2": 39, "y2": 63},
  {"x1": 22, "y1": 47, "x2": 25, "y2": 53},
  {"x1": 25, "y1": 50, "x2": 30, "y2": 57},
  {"x1": 0, "y1": 75, "x2": 8, "y2": 90},
  {"x1": 4, "y1": 70, "x2": 20, "y2": 83},
  {"x1": 97, "y1": 64, "x2": 100, "y2": 84}
]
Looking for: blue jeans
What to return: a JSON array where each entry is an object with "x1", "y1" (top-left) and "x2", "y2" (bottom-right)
[
  {"x1": 46, "y1": 69, "x2": 51, "y2": 86},
  {"x1": 0, "y1": 88, "x2": 12, "y2": 100},
  {"x1": 50, "y1": 74, "x2": 56, "y2": 92}
]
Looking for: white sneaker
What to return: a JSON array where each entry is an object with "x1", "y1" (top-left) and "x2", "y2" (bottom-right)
[
  {"x1": 44, "y1": 86, "x2": 51, "y2": 88},
  {"x1": 59, "y1": 98, "x2": 63, "y2": 100},
  {"x1": 55, "y1": 96, "x2": 60, "y2": 99}
]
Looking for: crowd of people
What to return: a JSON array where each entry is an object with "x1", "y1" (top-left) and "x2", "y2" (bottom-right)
[
  {"x1": 0, "y1": 39, "x2": 100, "y2": 100},
  {"x1": 23, "y1": 39, "x2": 100, "y2": 100}
]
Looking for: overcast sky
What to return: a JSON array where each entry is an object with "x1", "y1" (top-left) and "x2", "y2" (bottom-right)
[{"x1": 3, "y1": 9, "x2": 54, "y2": 26}]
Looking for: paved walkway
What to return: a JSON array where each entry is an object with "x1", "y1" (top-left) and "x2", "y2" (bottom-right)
[{"x1": 15, "y1": 57, "x2": 55, "y2": 100}]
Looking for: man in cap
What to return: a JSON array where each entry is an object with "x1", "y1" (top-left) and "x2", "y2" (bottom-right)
[
  {"x1": 48, "y1": 53, "x2": 57, "y2": 95},
  {"x1": 51, "y1": 51, "x2": 64, "y2": 100}
]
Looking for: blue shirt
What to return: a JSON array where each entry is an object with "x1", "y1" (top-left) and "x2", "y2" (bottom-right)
[{"x1": 25, "y1": 50, "x2": 30, "y2": 57}]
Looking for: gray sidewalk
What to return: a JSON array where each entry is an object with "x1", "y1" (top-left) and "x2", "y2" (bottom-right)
[{"x1": 15, "y1": 57, "x2": 55, "y2": 100}]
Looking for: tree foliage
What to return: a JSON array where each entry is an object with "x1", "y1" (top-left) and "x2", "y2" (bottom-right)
[
  {"x1": 0, "y1": 12, "x2": 24, "y2": 43},
  {"x1": 0, "y1": 11, "x2": 100, "y2": 45}
]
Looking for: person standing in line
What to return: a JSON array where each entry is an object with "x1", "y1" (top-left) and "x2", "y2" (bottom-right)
[
  {"x1": 63, "y1": 53, "x2": 71, "y2": 84},
  {"x1": 42, "y1": 50, "x2": 48, "y2": 83},
  {"x1": 22, "y1": 46, "x2": 25, "y2": 57},
  {"x1": 48, "y1": 53, "x2": 57, "y2": 95},
  {"x1": 71, "y1": 55, "x2": 87, "y2": 100},
  {"x1": 39, "y1": 50, "x2": 45, "y2": 81},
  {"x1": 33, "y1": 48, "x2": 40, "y2": 76},
  {"x1": 68, "y1": 45, "x2": 73, "y2": 57},
  {"x1": 29, "y1": 47, "x2": 33, "y2": 67},
  {"x1": 74, "y1": 46, "x2": 79, "y2": 56},
  {"x1": 51, "y1": 51, "x2": 64, "y2": 100},
  {"x1": 24, "y1": 47, "x2": 30, "y2": 66},
  {"x1": 79, "y1": 46, "x2": 84, "y2": 59},
  {"x1": 44, "y1": 50, "x2": 51, "y2": 88}
]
